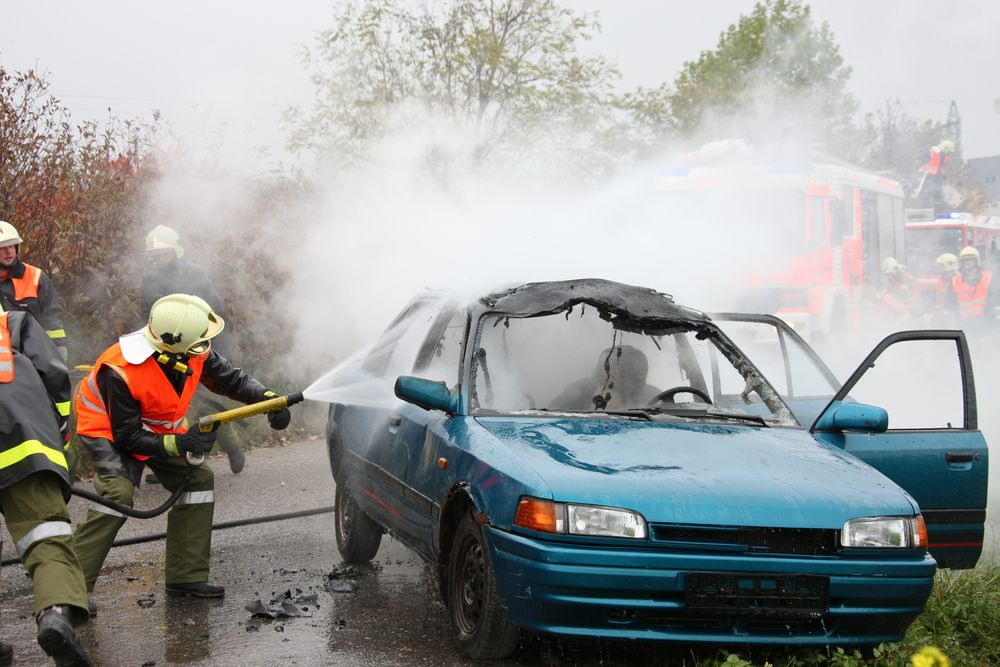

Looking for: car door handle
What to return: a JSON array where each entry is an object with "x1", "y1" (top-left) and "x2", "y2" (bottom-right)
[
  {"x1": 945, "y1": 451, "x2": 974, "y2": 464},
  {"x1": 388, "y1": 415, "x2": 402, "y2": 433}
]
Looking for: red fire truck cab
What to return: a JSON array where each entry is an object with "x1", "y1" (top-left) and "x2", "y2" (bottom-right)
[{"x1": 655, "y1": 143, "x2": 906, "y2": 340}]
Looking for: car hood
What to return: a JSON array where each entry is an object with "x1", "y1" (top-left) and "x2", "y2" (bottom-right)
[{"x1": 474, "y1": 416, "x2": 918, "y2": 528}]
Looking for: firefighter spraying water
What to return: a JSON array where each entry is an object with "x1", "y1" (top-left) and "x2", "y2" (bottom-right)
[{"x1": 70, "y1": 294, "x2": 299, "y2": 603}]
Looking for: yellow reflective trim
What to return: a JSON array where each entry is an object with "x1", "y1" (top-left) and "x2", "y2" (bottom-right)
[
  {"x1": 55, "y1": 401, "x2": 71, "y2": 417},
  {"x1": 46, "y1": 329, "x2": 67, "y2": 339},
  {"x1": 163, "y1": 434, "x2": 179, "y2": 457},
  {"x1": 0, "y1": 440, "x2": 67, "y2": 471}
]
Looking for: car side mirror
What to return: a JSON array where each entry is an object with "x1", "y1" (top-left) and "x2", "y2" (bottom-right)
[
  {"x1": 394, "y1": 375, "x2": 459, "y2": 413},
  {"x1": 813, "y1": 401, "x2": 888, "y2": 433}
]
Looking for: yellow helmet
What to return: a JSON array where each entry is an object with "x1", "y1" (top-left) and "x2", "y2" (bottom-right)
[
  {"x1": 959, "y1": 246, "x2": 980, "y2": 264},
  {"x1": 144, "y1": 294, "x2": 224, "y2": 356},
  {"x1": 938, "y1": 139, "x2": 956, "y2": 154},
  {"x1": 936, "y1": 253, "x2": 959, "y2": 272},
  {"x1": 145, "y1": 225, "x2": 185, "y2": 259},
  {"x1": 0, "y1": 221, "x2": 23, "y2": 249},
  {"x1": 881, "y1": 257, "x2": 904, "y2": 275}
]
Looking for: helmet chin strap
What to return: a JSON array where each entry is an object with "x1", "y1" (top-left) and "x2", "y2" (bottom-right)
[{"x1": 154, "y1": 352, "x2": 193, "y2": 376}]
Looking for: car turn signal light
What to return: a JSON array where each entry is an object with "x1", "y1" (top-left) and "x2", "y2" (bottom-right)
[{"x1": 514, "y1": 498, "x2": 561, "y2": 533}]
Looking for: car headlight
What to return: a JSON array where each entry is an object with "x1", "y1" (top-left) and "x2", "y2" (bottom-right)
[
  {"x1": 514, "y1": 497, "x2": 647, "y2": 539},
  {"x1": 841, "y1": 515, "x2": 926, "y2": 548}
]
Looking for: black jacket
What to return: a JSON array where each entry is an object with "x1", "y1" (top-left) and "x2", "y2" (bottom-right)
[
  {"x1": 0, "y1": 259, "x2": 68, "y2": 352},
  {"x1": 96, "y1": 350, "x2": 267, "y2": 460},
  {"x1": 0, "y1": 311, "x2": 72, "y2": 497}
]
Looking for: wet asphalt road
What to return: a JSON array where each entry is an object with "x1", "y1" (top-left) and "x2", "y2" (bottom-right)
[
  {"x1": 0, "y1": 437, "x2": 689, "y2": 666},
  {"x1": 2, "y1": 436, "x2": 996, "y2": 666}
]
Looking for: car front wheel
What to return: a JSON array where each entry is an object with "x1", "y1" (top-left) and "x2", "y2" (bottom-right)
[
  {"x1": 334, "y1": 482, "x2": 383, "y2": 564},
  {"x1": 446, "y1": 512, "x2": 519, "y2": 660}
]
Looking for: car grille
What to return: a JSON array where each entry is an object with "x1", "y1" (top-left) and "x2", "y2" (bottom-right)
[{"x1": 651, "y1": 524, "x2": 840, "y2": 556}]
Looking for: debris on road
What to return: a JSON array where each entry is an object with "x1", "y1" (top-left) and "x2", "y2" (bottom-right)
[{"x1": 245, "y1": 592, "x2": 313, "y2": 619}]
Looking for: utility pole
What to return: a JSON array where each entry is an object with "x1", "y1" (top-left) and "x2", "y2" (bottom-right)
[{"x1": 945, "y1": 100, "x2": 962, "y2": 154}]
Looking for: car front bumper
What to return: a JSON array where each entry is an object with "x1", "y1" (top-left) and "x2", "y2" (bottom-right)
[{"x1": 487, "y1": 527, "x2": 936, "y2": 645}]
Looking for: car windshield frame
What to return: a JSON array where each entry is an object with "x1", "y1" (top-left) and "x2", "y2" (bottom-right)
[{"x1": 466, "y1": 305, "x2": 798, "y2": 427}]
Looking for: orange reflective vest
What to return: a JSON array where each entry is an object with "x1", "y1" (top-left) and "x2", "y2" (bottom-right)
[
  {"x1": 76, "y1": 342, "x2": 206, "y2": 460},
  {"x1": 11, "y1": 263, "x2": 41, "y2": 301},
  {"x1": 952, "y1": 271, "x2": 992, "y2": 319},
  {"x1": 0, "y1": 313, "x2": 13, "y2": 383}
]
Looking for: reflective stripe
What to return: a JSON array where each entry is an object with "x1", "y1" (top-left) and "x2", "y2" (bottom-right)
[
  {"x1": 0, "y1": 440, "x2": 67, "y2": 471},
  {"x1": 46, "y1": 329, "x2": 67, "y2": 339},
  {"x1": 55, "y1": 401, "x2": 71, "y2": 417},
  {"x1": 175, "y1": 491, "x2": 214, "y2": 506},
  {"x1": 142, "y1": 417, "x2": 185, "y2": 430},
  {"x1": 15, "y1": 521, "x2": 72, "y2": 557},
  {"x1": 163, "y1": 434, "x2": 179, "y2": 457},
  {"x1": 77, "y1": 391, "x2": 106, "y2": 416},
  {"x1": 85, "y1": 376, "x2": 106, "y2": 407},
  {"x1": 0, "y1": 313, "x2": 12, "y2": 383},
  {"x1": 90, "y1": 502, "x2": 125, "y2": 518}
]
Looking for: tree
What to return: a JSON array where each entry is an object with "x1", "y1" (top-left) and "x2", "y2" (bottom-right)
[
  {"x1": 285, "y1": 0, "x2": 620, "y2": 172},
  {"x1": 0, "y1": 66, "x2": 158, "y2": 360},
  {"x1": 667, "y1": 0, "x2": 856, "y2": 148},
  {"x1": 856, "y1": 100, "x2": 986, "y2": 212}
]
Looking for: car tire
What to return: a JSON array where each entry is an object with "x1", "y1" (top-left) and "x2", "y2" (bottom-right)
[
  {"x1": 334, "y1": 482, "x2": 383, "y2": 564},
  {"x1": 446, "y1": 512, "x2": 519, "y2": 660}
]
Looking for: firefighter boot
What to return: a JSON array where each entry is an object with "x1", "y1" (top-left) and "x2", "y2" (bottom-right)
[
  {"x1": 165, "y1": 581, "x2": 225, "y2": 598},
  {"x1": 36, "y1": 606, "x2": 93, "y2": 666},
  {"x1": 226, "y1": 448, "x2": 245, "y2": 474}
]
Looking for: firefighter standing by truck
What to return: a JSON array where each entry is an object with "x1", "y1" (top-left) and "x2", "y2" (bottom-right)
[
  {"x1": 141, "y1": 225, "x2": 246, "y2": 474},
  {"x1": 0, "y1": 308, "x2": 92, "y2": 666},
  {"x1": 931, "y1": 253, "x2": 960, "y2": 326},
  {"x1": 948, "y1": 246, "x2": 998, "y2": 335},
  {"x1": 876, "y1": 257, "x2": 918, "y2": 323},
  {"x1": 71, "y1": 294, "x2": 291, "y2": 600},
  {"x1": 0, "y1": 221, "x2": 70, "y2": 363}
]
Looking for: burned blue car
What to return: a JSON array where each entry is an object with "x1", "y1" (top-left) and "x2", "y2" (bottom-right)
[{"x1": 319, "y1": 279, "x2": 988, "y2": 659}]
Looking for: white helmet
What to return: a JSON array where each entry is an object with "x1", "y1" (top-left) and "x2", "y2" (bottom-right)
[
  {"x1": 959, "y1": 246, "x2": 981, "y2": 265},
  {"x1": 881, "y1": 257, "x2": 904, "y2": 275},
  {"x1": 0, "y1": 221, "x2": 23, "y2": 249},
  {"x1": 936, "y1": 253, "x2": 959, "y2": 273},
  {"x1": 145, "y1": 294, "x2": 224, "y2": 356},
  {"x1": 145, "y1": 225, "x2": 184, "y2": 259}
]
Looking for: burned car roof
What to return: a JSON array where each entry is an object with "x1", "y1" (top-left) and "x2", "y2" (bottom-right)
[{"x1": 479, "y1": 278, "x2": 709, "y2": 332}]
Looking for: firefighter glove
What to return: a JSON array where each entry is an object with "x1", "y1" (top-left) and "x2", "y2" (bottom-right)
[
  {"x1": 172, "y1": 429, "x2": 217, "y2": 456},
  {"x1": 267, "y1": 407, "x2": 291, "y2": 431}
]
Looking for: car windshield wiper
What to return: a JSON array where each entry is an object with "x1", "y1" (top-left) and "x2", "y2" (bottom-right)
[
  {"x1": 531, "y1": 408, "x2": 653, "y2": 421},
  {"x1": 648, "y1": 406, "x2": 770, "y2": 426}
]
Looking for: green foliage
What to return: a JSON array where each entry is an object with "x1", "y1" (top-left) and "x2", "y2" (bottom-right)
[
  {"x1": 901, "y1": 566, "x2": 1000, "y2": 666},
  {"x1": 285, "y1": 0, "x2": 621, "y2": 173},
  {"x1": 0, "y1": 66, "x2": 159, "y2": 362},
  {"x1": 667, "y1": 0, "x2": 856, "y2": 147}
]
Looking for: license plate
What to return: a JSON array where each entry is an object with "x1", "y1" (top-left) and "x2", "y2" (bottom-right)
[{"x1": 684, "y1": 572, "x2": 829, "y2": 616}]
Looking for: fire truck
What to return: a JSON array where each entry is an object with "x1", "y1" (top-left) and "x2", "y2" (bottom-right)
[
  {"x1": 655, "y1": 141, "x2": 907, "y2": 340},
  {"x1": 903, "y1": 210, "x2": 1000, "y2": 311}
]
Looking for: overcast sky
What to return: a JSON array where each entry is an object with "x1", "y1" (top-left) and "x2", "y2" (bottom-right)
[{"x1": 3, "y1": 0, "x2": 999, "y2": 159}]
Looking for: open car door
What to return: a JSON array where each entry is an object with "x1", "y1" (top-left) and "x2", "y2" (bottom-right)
[
  {"x1": 713, "y1": 315, "x2": 988, "y2": 570},
  {"x1": 808, "y1": 331, "x2": 987, "y2": 569}
]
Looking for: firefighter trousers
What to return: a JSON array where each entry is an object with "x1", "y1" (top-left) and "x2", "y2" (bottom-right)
[
  {"x1": 0, "y1": 471, "x2": 89, "y2": 623},
  {"x1": 72, "y1": 456, "x2": 215, "y2": 590}
]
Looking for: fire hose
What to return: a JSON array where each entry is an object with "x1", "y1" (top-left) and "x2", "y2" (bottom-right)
[{"x1": 68, "y1": 391, "x2": 306, "y2": 519}]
